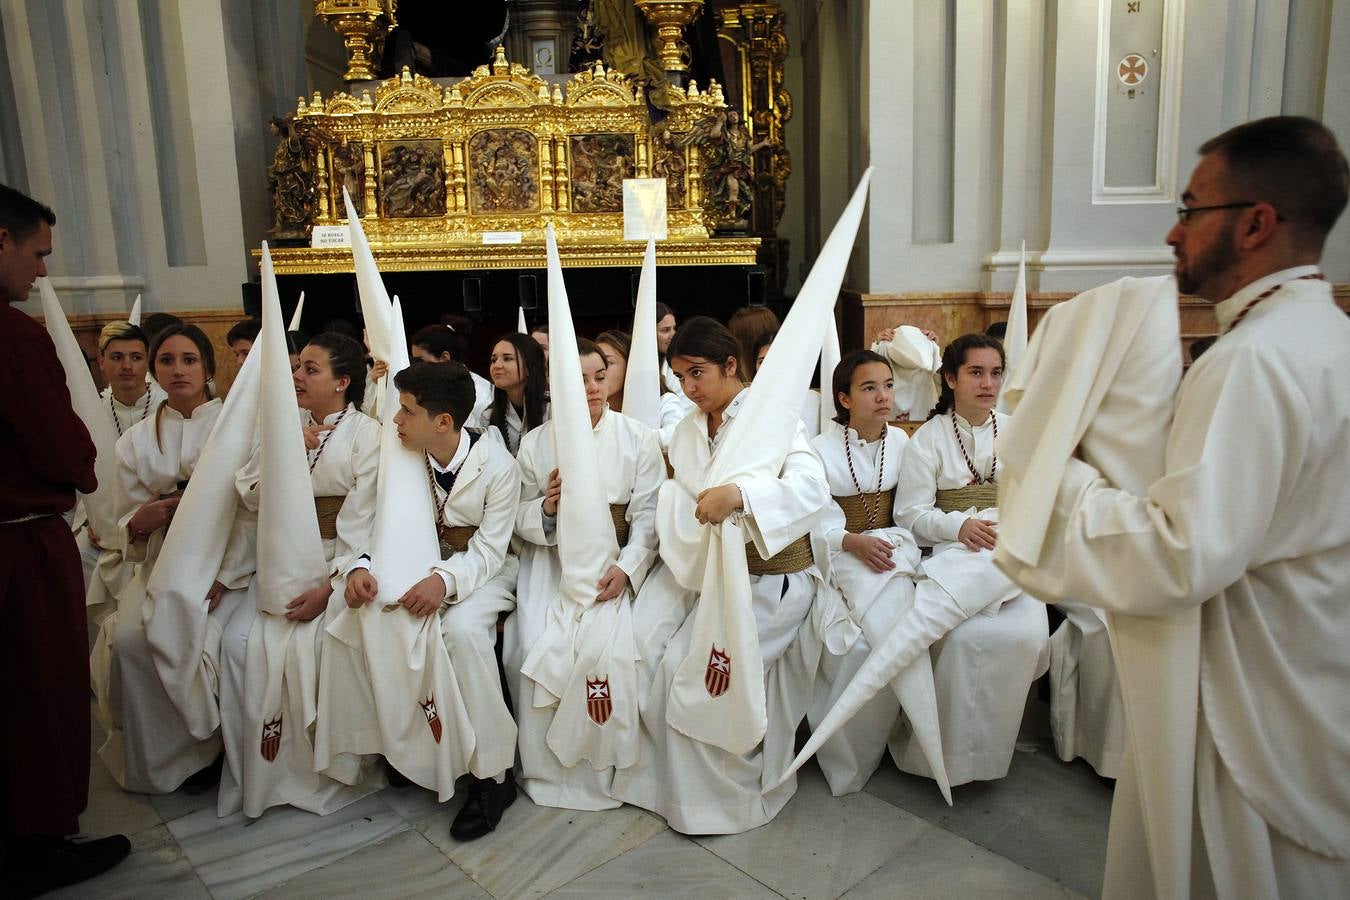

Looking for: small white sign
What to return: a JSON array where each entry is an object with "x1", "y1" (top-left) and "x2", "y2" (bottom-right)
[
  {"x1": 310, "y1": 225, "x2": 352, "y2": 248},
  {"x1": 623, "y1": 178, "x2": 668, "y2": 241},
  {"x1": 482, "y1": 231, "x2": 524, "y2": 245}
]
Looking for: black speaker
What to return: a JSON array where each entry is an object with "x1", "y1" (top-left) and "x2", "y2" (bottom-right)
[
  {"x1": 462, "y1": 277, "x2": 482, "y2": 313},
  {"x1": 746, "y1": 268, "x2": 767, "y2": 307},
  {"x1": 241, "y1": 281, "x2": 261, "y2": 317},
  {"x1": 518, "y1": 273, "x2": 538, "y2": 311},
  {"x1": 630, "y1": 269, "x2": 641, "y2": 308}
]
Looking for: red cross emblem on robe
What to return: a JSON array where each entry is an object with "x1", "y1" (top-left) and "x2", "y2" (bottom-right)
[
  {"x1": 705, "y1": 646, "x2": 732, "y2": 698},
  {"x1": 260, "y1": 716, "x2": 283, "y2": 762},
  {"x1": 586, "y1": 677, "x2": 612, "y2": 725},
  {"x1": 419, "y1": 695, "x2": 442, "y2": 744}
]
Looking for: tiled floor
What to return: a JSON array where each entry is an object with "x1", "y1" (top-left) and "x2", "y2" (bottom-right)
[{"x1": 66, "y1": 695, "x2": 1111, "y2": 899}]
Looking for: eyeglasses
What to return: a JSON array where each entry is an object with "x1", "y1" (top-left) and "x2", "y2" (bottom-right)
[{"x1": 1171, "y1": 201, "x2": 1263, "y2": 223}]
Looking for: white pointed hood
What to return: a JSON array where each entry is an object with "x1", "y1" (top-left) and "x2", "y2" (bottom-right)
[
  {"x1": 366, "y1": 297, "x2": 441, "y2": 603},
  {"x1": 288, "y1": 291, "x2": 306, "y2": 333},
  {"x1": 819, "y1": 307, "x2": 841, "y2": 434},
  {"x1": 39, "y1": 277, "x2": 119, "y2": 540},
  {"x1": 517, "y1": 305, "x2": 528, "y2": 334},
  {"x1": 623, "y1": 236, "x2": 661, "y2": 429},
  {"x1": 256, "y1": 246, "x2": 329, "y2": 615},
  {"x1": 129, "y1": 294, "x2": 142, "y2": 327},
  {"x1": 344, "y1": 187, "x2": 393, "y2": 365},
  {"x1": 997, "y1": 241, "x2": 1029, "y2": 412}
]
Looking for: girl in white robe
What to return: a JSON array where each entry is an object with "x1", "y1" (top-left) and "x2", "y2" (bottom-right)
[
  {"x1": 506, "y1": 340, "x2": 665, "y2": 810},
  {"x1": 610, "y1": 318, "x2": 834, "y2": 835},
  {"x1": 806, "y1": 352, "x2": 927, "y2": 795},
  {"x1": 218, "y1": 333, "x2": 382, "y2": 817},
  {"x1": 484, "y1": 333, "x2": 549, "y2": 455},
  {"x1": 892, "y1": 334, "x2": 1049, "y2": 787},
  {"x1": 92, "y1": 324, "x2": 253, "y2": 793}
]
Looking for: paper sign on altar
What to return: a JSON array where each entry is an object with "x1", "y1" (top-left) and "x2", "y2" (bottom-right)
[
  {"x1": 310, "y1": 225, "x2": 352, "y2": 248},
  {"x1": 482, "y1": 231, "x2": 524, "y2": 245},
  {"x1": 623, "y1": 178, "x2": 668, "y2": 241}
]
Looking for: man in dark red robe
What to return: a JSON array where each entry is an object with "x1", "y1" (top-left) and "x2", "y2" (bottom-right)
[{"x1": 0, "y1": 184, "x2": 129, "y2": 895}]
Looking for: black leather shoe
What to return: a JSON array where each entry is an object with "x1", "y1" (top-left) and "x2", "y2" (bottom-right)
[
  {"x1": 181, "y1": 753, "x2": 224, "y2": 794},
  {"x1": 384, "y1": 759, "x2": 411, "y2": 789},
  {"x1": 449, "y1": 776, "x2": 517, "y2": 841},
  {"x1": 2, "y1": 834, "x2": 131, "y2": 897}
]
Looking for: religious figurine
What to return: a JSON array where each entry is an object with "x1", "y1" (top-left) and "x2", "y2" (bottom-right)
[
  {"x1": 268, "y1": 117, "x2": 316, "y2": 238},
  {"x1": 379, "y1": 142, "x2": 446, "y2": 217},
  {"x1": 685, "y1": 107, "x2": 770, "y2": 230},
  {"x1": 332, "y1": 142, "x2": 366, "y2": 216},
  {"x1": 650, "y1": 119, "x2": 688, "y2": 209}
]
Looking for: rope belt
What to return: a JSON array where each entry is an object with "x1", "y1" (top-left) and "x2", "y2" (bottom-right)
[
  {"x1": 745, "y1": 533, "x2": 814, "y2": 576},
  {"x1": 833, "y1": 489, "x2": 896, "y2": 534},
  {"x1": 934, "y1": 483, "x2": 998, "y2": 514},
  {"x1": 314, "y1": 495, "x2": 345, "y2": 541},
  {"x1": 609, "y1": 502, "x2": 630, "y2": 547},
  {"x1": 438, "y1": 524, "x2": 479, "y2": 557}
]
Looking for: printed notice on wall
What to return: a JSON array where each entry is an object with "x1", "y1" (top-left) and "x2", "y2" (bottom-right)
[
  {"x1": 623, "y1": 178, "x2": 668, "y2": 241},
  {"x1": 311, "y1": 225, "x2": 352, "y2": 248}
]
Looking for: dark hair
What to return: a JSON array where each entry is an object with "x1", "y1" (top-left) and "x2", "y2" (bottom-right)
[
  {"x1": 149, "y1": 323, "x2": 217, "y2": 450},
  {"x1": 749, "y1": 329, "x2": 777, "y2": 376},
  {"x1": 530, "y1": 323, "x2": 549, "y2": 336},
  {"x1": 98, "y1": 321, "x2": 149, "y2": 355},
  {"x1": 576, "y1": 336, "x2": 606, "y2": 365},
  {"x1": 595, "y1": 329, "x2": 631, "y2": 362},
  {"x1": 141, "y1": 312, "x2": 183, "y2": 345},
  {"x1": 984, "y1": 321, "x2": 1007, "y2": 340},
  {"x1": 393, "y1": 360, "x2": 476, "y2": 428},
  {"x1": 286, "y1": 329, "x2": 309, "y2": 357},
  {"x1": 666, "y1": 316, "x2": 746, "y2": 383},
  {"x1": 0, "y1": 183, "x2": 56, "y2": 243},
  {"x1": 1188, "y1": 334, "x2": 1217, "y2": 364},
  {"x1": 655, "y1": 302, "x2": 675, "y2": 322},
  {"x1": 487, "y1": 333, "x2": 548, "y2": 436},
  {"x1": 227, "y1": 317, "x2": 262, "y2": 347},
  {"x1": 319, "y1": 317, "x2": 362, "y2": 342},
  {"x1": 928, "y1": 333, "x2": 1005, "y2": 420},
  {"x1": 306, "y1": 331, "x2": 367, "y2": 410},
  {"x1": 1198, "y1": 116, "x2": 1349, "y2": 240},
  {"x1": 727, "y1": 306, "x2": 780, "y2": 374},
  {"x1": 409, "y1": 323, "x2": 468, "y2": 363},
  {"x1": 831, "y1": 349, "x2": 891, "y2": 423}
]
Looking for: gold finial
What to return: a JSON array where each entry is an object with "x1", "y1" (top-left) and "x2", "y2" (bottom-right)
[
  {"x1": 296, "y1": 96, "x2": 308, "y2": 114},
  {"x1": 709, "y1": 80, "x2": 725, "y2": 105},
  {"x1": 686, "y1": 80, "x2": 700, "y2": 98},
  {"x1": 360, "y1": 91, "x2": 374, "y2": 110},
  {"x1": 400, "y1": 66, "x2": 413, "y2": 83},
  {"x1": 492, "y1": 44, "x2": 508, "y2": 73},
  {"x1": 551, "y1": 83, "x2": 564, "y2": 105}
]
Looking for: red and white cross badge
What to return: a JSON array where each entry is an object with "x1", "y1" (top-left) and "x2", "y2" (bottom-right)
[
  {"x1": 705, "y1": 646, "x2": 732, "y2": 698},
  {"x1": 586, "y1": 677, "x2": 612, "y2": 725}
]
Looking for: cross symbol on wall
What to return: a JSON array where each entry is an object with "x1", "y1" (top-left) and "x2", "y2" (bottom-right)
[{"x1": 1119, "y1": 55, "x2": 1146, "y2": 85}]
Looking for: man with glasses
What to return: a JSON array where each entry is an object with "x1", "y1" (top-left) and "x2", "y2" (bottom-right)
[{"x1": 1006, "y1": 116, "x2": 1350, "y2": 897}]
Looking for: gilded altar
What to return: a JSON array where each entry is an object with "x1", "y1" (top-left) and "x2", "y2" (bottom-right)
[{"x1": 261, "y1": 47, "x2": 760, "y2": 275}]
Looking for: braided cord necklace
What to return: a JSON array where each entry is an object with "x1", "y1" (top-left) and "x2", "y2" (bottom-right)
[
  {"x1": 951, "y1": 411, "x2": 997, "y2": 485},
  {"x1": 110, "y1": 389, "x2": 152, "y2": 437},
  {"x1": 1226, "y1": 272, "x2": 1325, "y2": 332},
  {"x1": 843, "y1": 426, "x2": 887, "y2": 530},
  {"x1": 307, "y1": 407, "x2": 348, "y2": 473}
]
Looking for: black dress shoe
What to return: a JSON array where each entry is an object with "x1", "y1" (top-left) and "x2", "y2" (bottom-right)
[
  {"x1": 384, "y1": 759, "x2": 411, "y2": 788},
  {"x1": 449, "y1": 775, "x2": 517, "y2": 841},
  {"x1": 2, "y1": 834, "x2": 131, "y2": 897},
  {"x1": 181, "y1": 753, "x2": 225, "y2": 794}
]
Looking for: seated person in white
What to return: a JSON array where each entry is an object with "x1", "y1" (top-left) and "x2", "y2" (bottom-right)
[
  {"x1": 609, "y1": 317, "x2": 833, "y2": 835},
  {"x1": 92, "y1": 324, "x2": 252, "y2": 794},
  {"x1": 218, "y1": 332, "x2": 382, "y2": 817},
  {"x1": 506, "y1": 337, "x2": 664, "y2": 810},
  {"x1": 318, "y1": 361, "x2": 521, "y2": 842},
  {"x1": 891, "y1": 333, "x2": 1049, "y2": 787},
  {"x1": 807, "y1": 351, "x2": 929, "y2": 795},
  {"x1": 484, "y1": 333, "x2": 550, "y2": 455}
]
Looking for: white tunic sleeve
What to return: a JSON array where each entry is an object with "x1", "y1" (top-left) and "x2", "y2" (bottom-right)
[
  {"x1": 738, "y1": 423, "x2": 831, "y2": 557},
  {"x1": 330, "y1": 415, "x2": 380, "y2": 577},
  {"x1": 614, "y1": 423, "x2": 664, "y2": 587},
  {"x1": 513, "y1": 426, "x2": 555, "y2": 548},
  {"x1": 894, "y1": 423, "x2": 966, "y2": 545},
  {"x1": 433, "y1": 452, "x2": 521, "y2": 601}
]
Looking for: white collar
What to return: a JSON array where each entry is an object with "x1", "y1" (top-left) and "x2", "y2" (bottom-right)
[
  {"x1": 308, "y1": 403, "x2": 352, "y2": 427},
  {"x1": 1215, "y1": 265, "x2": 1322, "y2": 333},
  {"x1": 953, "y1": 410, "x2": 995, "y2": 432},
  {"x1": 428, "y1": 429, "x2": 473, "y2": 475},
  {"x1": 844, "y1": 423, "x2": 888, "y2": 447},
  {"x1": 161, "y1": 397, "x2": 220, "y2": 421}
]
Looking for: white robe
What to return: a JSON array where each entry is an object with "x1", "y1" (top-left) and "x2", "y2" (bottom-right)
[
  {"x1": 91, "y1": 399, "x2": 253, "y2": 793},
  {"x1": 609, "y1": 396, "x2": 834, "y2": 834},
  {"x1": 892, "y1": 411, "x2": 1049, "y2": 786},
  {"x1": 506, "y1": 408, "x2": 664, "y2": 809},
  {"x1": 315, "y1": 430, "x2": 522, "y2": 799},
  {"x1": 487, "y1": 399, "x2": 550, "y2": 456},
  {"x1": 656, "y1": 390, "x2": 694, "y2": 450},
  {"x1": 807, "y1": 422, "x2": 933, "y2": 795},
  {"x1": 1003, "y1": 274, "x2": 1350, "y2": 896},
  {"x1": 468, "y1": 371, "x2": 493, "y2": 429},
  {"x1": 218, "y1": 405, "x2": 383, "y2": 817}
]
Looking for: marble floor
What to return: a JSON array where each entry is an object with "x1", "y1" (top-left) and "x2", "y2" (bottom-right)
[{"x1": 67, "y1": 694, "x2": 1112, "y2": 899}]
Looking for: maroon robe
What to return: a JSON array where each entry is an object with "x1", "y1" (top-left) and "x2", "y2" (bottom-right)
[{"x1": 0, "y1": 301, "x2": 97, "y2": 838}]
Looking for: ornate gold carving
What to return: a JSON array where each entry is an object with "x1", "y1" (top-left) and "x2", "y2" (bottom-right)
[
  {"x1": 313, "y1": 0, "x2": 397, "y2": 82},
  {"x1": 378, "y1": 140, "x2": 445, "y2": 217},
  {"x1": 467, "y1": 129, "x2": 540, "y2": 213},
  {"x1": 570, "y1": 134, "x2": 635, "y2": 213},
  {"x1": 635, "y1": 0, "x2": 706, "y2": 74}
]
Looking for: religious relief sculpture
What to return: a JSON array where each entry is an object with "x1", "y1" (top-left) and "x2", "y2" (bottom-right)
[
  {"x1": 331, "y1": 142, "x2": 366, "y2": 215},
  {"x1": 468, "y1": 129, "x2": 540, "y2": 213},
  {"x1": 650, "y1": 120, "x2": 688, "y2": 209},
  {"x1": 684, "y1": 107, "x2": 768, "y2": 230},
  {"x1": 569, "y1": 133, "x2": 636, "y2": 213},
  {"x1": 268, "y1": 117, "x2": 317, "y2": 238},
  {"x1": 379, "y1": 141, "x2": 446, "y2": 217}
]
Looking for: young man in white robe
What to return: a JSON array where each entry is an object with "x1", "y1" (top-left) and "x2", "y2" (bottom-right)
[
  {"x1": 506, "y1": 337, "x2": 664, "y2": 810},
  {"x1": 996, "y1": 115, "x2": 1350, "y2": 898},
  {"x1": 319, "y1": 360, "x2": 522, "y2": 840}
]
